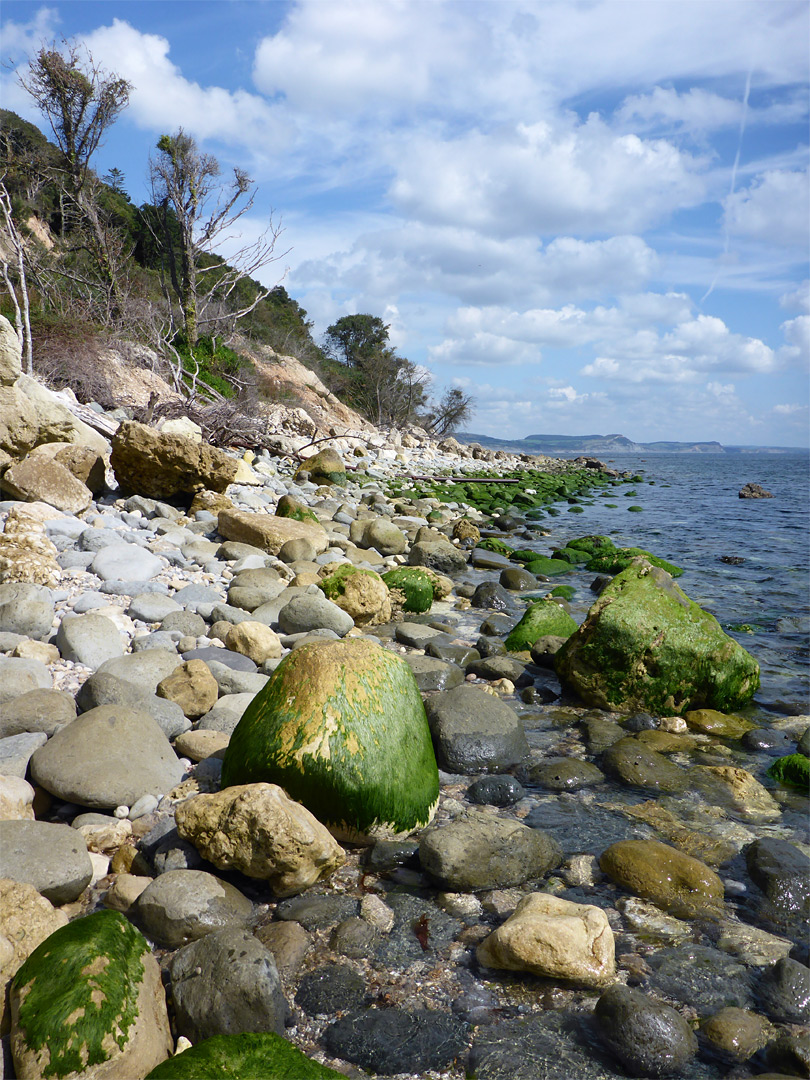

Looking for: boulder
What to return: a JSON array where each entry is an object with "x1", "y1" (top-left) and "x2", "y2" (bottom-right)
[
  {"x1": 0, "y1": 583, "x2": 55, "y2": 640},
  {"x1": 156, "y1": 660, "x2": 219, "y2": 720},
  {"x1": 276, "y1": 594, "x2": 354, "y2": 637},
  {"x1": 318, "y1": 564, "x2": 391, "y2": 626},
  {"x1": 554, "y1": 560, "x2": 760, "y2": 715},
  {"x1": 221, "y1": 638, "x2": 440, "y2": 843},
  {"x1": 477, "y1": 893, "x2": 615, "y2": 988},
  {"x1": 358, "y1": 518, "x2": 407, "y2": 555},
  {"x1": 134, "y1": 869, "x2": 253, "y2": 948},
  {"x1": 0, "y1": 315, "x2": 22, "y2": 385},
  {"x1": 224, "y1": 621, "x2": 282, "y2": 664},
  {"x1": 425, "y1": 684, "x2": 528, "y2": 774},
  {"x1": 110, "y1": 420, "x2": 239, "y2": 498},
  {"x1": 505, "y1": 599, "x2": 577, "y2": 652},
  {"x1": 9, "y1": 909, "x2": 173, "y2": 1080},
  {"x1": 0, "y1": 820, "x2": 93, "y2": 904},
  {"x1": 408, "y1": 540, "x2": 467, "y2": 575},
  {"x1": 0, "y1": 878, "x2": 69, "y2": 1033},
  {"x1": 595, "y1": 984, "x2": 697, "y2": 1077},
  {"x1": 0, "y1": 507, "x2": 61, "y2": 587},
  {"x1": 600, "y1": 839, "x2": 725, "y2": 919},
  {"x1": 175, "y1": 783, "x2": 344, "y2": 896},
  {"x1": 217, "y1": 507, "x2": 327, "y2": 557},
  {"x1": 15, "y1": 374, "x2": 110, "y2": 453},
  {"x1": 144, "y1": 1032, "x2": 344, "y2": 1079},
  {"x1": 0, "y1": 384, "x2": 40, "y2": 457},
  {"x1": 381, "y1": 567, "x2": 434, "y2": 613},
  {"x1": 0, "y1": 455, "x2": 92, "y2": 514},
  {"x1": 739, "y1": 483, "x2": 773, "y2": 499},
  {"x1": 56, "y1": 612, "x2": 126, "y2": 669},
  {"x1": 23, "y1": 441, "x2": 106, "y2": 493},
  {"x1": 294, "y1": 447, "x2": 346, "y2": 486}
]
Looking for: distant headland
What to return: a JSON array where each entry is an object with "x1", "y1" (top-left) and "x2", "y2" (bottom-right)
[{"x1": 456, "y1": 432, "x2": 808, "y2": 455}]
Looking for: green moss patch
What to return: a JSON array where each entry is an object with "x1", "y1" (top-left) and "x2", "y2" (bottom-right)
[
  {"x1": 11, "y1": 910, "x2": 147, "y2": 1079},
  {"x1": 549, "y1": 585, "x2": 576, "y2": 601},
  {"x1": 275, "y1": 494, "x2": 319, "y2": 524},
  {"x1": 523, "y1": 556, "x2": 574, "y2": 576},
  {"x1": 505, "y1": 600, "x2": 578, "y2": 652},
  {"x1": 381, "y1": 567, "x2": 434, "y2": 613},
  {"x1": 586, "y1": 546, "x2": 683, "y2": 578},
  {"x1": 146, "y1": 1032, "x2": 344, "y2": 1079},
  {"x1": 319, "y1": 563, "x2": 380, "y2": 601},
  {"x1": 476, "y1": 537, "x2": 514, "y2": 556},
  {"x1": 767, "y1": 753, "x2": 809, "y2": 792}
]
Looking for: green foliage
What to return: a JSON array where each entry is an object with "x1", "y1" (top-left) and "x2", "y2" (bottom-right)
[
  {"x1": 11, "y1": 910, "x2": 146, "y2": 1078},
  {"x1": 767, "y1": 753, "x2": 809, "y2": 791},
  {"x1": 171, "y1": 333, "x2": 247, "y2": 398}
]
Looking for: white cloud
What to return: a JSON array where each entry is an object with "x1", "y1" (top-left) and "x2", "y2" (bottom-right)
[
  {"x1": 779, "y1": 281, "x2": 810, "y2": 312},
  {"x1": 773, "y1": 402, "x2": 806, "y2": 415},
  {"x1": 616, "y1": 86, "x2": 808, "y2": 133},
  {"x1": 724, "y1": 169, "x2": 810, "y2": 248}
]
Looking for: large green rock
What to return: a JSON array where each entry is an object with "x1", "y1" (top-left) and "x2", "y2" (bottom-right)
[
  {"x1": 221, "y1": 638, "x2": 439, "y2": 842},
  {"x1": 586, "y1": 545, "x2": 683, "y2": 577},
  {"x1": 146, "y1": 1032, "x2": 344, "y2": 1078},
  {"x1": 294, "y1": 448, "x2": 346, "y2": 487},
  {"x1": 10, "y1": 909, "x2": 172, "y2": 1079},
  {"x1": 505, "y1": 600, "x2": 578, "y2": 652},
  {"x1": 555, "y1": 560, "x2": 760, "y2": 715},
  {"x1": 381, "y1": 567, "x2": 434, "y2": 613}
]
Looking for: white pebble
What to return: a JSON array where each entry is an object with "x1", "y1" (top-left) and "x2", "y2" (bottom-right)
[{"x1": 113, "y1": 804, "x2": 130, "y2": 819}]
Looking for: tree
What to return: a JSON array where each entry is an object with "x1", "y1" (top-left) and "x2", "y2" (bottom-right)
[
  {"x1": 0, "y1": 177, "x2": 34, "y2": 373},
  {"x1": 17, "y1": 43, "x2": 132, "y2": 320},
  {"x1": 424, "y1": 386, "x2": 475, "y2": 437},
  {"x1": 102, "y1": 167, "x2": 126, "y2": 194},
  {"x1": 323, "y1": 313, "x2": 389, "y2": 367},
  {"x1": 149, "y1": 128, "x2": 286, "y2": 348}
]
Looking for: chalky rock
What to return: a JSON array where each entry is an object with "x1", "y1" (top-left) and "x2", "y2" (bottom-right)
[
  {"x1": 56, "y1": 612, "x2": 125, "y2": 669},
  {"x1": 134, "y1": 869, "x2": 253, "y2": 948},
  {"x1": 168, "y1": 928, "x2": 288, "y2": 1043},
  {"x1": 144, "y1": 1032, "x2": 345, "y2": 1079},
  {"x1": 294, "y1": 447, "x2": 346, "y2": 486},
  {"x1": 0, "y1": 878, "x2": 68, "y2": 1033},
  {"x1": 0, "y1": 820, "x2": 93, "y2": 904},
  {"x1": 30, "y1": 442, "x2": 106, "y2": 494},
  {"x1": 505, "y1": 599, "x2": 577, "y2": 652},
  {"x1": 110, "y1": 419, "x2": 239, "y2": 498},
  {"x1": 0, "y1": 314, "x2": 23, "y2": 384},
  {"x1": 0, "y1": 583, "x2": 55, "y2": 640},
  {"x1": 0, "y1": 508, "x2": 61, "y2": 587},
  {"x1": 175, "y1": 783, "x2": 345, "y2": 896},
  {"x1": 217, "y1": 507, "x2": 328, "y2": 557},
  {"x1": 600, "y1": 839, "x2": 725, "y2": 919},
  {"x1": 595, "y1": 983, "x2": 698, "y2": 1077},
  {"x1": 419, "y1": 810, "x2": 562, "y2": 892},
  {"x1": 156, "y1": 660, "x2": 219, "y2": 720},
  {"x1": 477, "y1": 893, "x2": 615, "y2": 988},
  {"x1": 555, "y1": 560, "x2": 760, "y2": 715},
  {"x1": 30, "y1": 705, "x2": 184, "y2": 810},
  {"x1": 9, "y1": 910, "x2": 172, "y2": 1080},
  {"x1": 221, "y1": 638, "x2": 440, "y2": 843},
  {"x1": 224, "y1": 620, "x2": 282, "y2": 663},
  {"x1": 318, "y1": 564, "x2": 391, "y2": 626},
  {"x1": 1, "y1": 456, "x2": 92, "y2": 514},
  {"x1": 425, "y1": 684, "x2": 529, "y2": 774}
]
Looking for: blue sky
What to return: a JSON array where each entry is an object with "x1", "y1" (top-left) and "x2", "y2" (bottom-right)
[{"x1": 2, "y1": 0, "x2": 808, "y2": 446}]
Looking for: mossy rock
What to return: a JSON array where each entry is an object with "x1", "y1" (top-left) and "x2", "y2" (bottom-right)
[
  {"x1": 509, "y1": 548, "x2": 540, "y2": 564},
  {"x1": 476, "y1": 538, "x2": 514, "y2": 556},
  {"x1": 550, "y1": 585, "x2": 576, "y2": 601},
  {"x1": 10, "y1": 910, "x2": 170, "y2": 1079},
  {"x1": 627, "y1": 505, "x2": 644, "y2": 512},
  {"x1": 146, "y1": 1032, "x2": 344, "y2": 1079},
  {"x1": 318, "y1": 564, "x2": 391, "y2": 626},
  {"x1": 221, "y1": 638, "x2": 440, "y2": 841},
  {"x1": 555, "y1": 561, "x2": 760, "y2": 716},
  {"x1": 551, "y1": 547, "x2": 591, "y2": 565},
  {"x1": 566, "y1": 535, "x2": 616, "y2": 557},
  {"x1": 586, "y1": 547, "x2": 683, "y2": 578},
  {"x1": 767, "y1": 753, "x2": 810, "y2": 792},
  {"x1": 294, "y1": 448, "x2": 346, "y2": 487},
  {"x1": 522, "y1": 556, "x2": 573, "y2": 577},
  {"x1": 505, "y1": 600, "x2": 578, "y2": 652},
  {"x1": 381, "y1": 567, "x2": 434, "y2": 613},
  {"x1": 275, "y1": 494, "x2": 319, "y2": 524}
]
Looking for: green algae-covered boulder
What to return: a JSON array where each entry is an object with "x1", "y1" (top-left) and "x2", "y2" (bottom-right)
[
  {"x1": 523, "y1": 556, "x2": 573, "y2": 577},
  {"x1": 10, "y1": 909, "x2": 172, "y2": 1079},
  {"x1": 475, "y1": 538, "x2": 514, "y2": 556},
  {"x1": 586, "y1": 545, "x2": 683, "y2": 577},
  {"x1": 294, "y1": 448, "x2": 346, "y2": 487},
  {"x1": 146, "y1": 1032, "x2": 344, "y2": 1079},
  {"x1": 221, "y1": 638, "x2": 440, "y2": 842},
  {"x1": 381, "y1": 566, "x2": 434, "y2": 613},
  {"x1": 275, "y1": 493, "x2": 319, "y2": 524},
  {"x1": 505, "y1": 600, "x2": 578, "y2": 652},
  {"x1": 566, "y1": 535, "x2": 616, "y2": 558},
  {"x1": 555, "y1": 560, "x2": 760, "y2": 715},
  {"x1": 318, "y1": 564, "x2": 391, "y2": 626}
]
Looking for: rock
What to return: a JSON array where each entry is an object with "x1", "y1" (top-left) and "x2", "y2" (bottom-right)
[
  {"x1": 295, "y1": 963, "x2": 366, "y2": 1015},
  {"x1": 745, "y1": 837, "x2": 810, "y2": 931},
  {"x1": 358, "y1": 517, "x2": 407, "y2": 555},
  {"x1": 330, "y1": 916, "x2": 379, "y2": 958},
  {"x1": 325, "y1": 1007, "x2": 468, "y2": 1076},
  {"x1": 739, "y1": 482, "x2": 773, "y2": 498},
  {"x1": 76, "y1": 673, "x2": 189, "y2": 740},
  {"x1": 0, "y1": 878, "x2": 68, "y2": 1033},
  {"x1": 110, "y1": 420, "x2": 238, "y2": 497},
  {"x1": 221, "y1": 638, "x2": 440, "y2": 843},
  {"x1": 134, "y1": 869, "x2": 253, "y2": 948},
  {"x1": 599, "y1": 839, "x2": 725, "y2": 919},
  {"x1": 477, "y1": 893, "x2": 615, "y2": 987},
  {"x1": 196, "y1": 693, "x2": 256, "y2": 735},
  {"x1": 684, "y1": 708, "x2": 754, "y2": 738},
  {"x1": 128, "y1": 593, "x2": 182, "y2": 621},
  {"x1": 0, "y1": 731, "x2": 47, "y2": 777},
  {"x1": 0, "y1": 583, "x2": 55, "y2": 640},
  {"x1": 56, "y1": 611, "x2": 126, "y2": 669},
  {"x1": 499, "y1": 566, "x2": 539, "y2": 591},
  {"x1": 294, "y1": 447, "x2": 346, "y2": 486},
  {"x1": 758, "y1": 957, "x2": 810, "y2": 1023},
  {"x1": 693, "y1": 764, "x2": 782, "y2": 821},
  {"x1": 275, "y1": 591, "x2": 352, "y2": 636},
  {"x1": 532, "y1": 758, "x2": 606, "y2": 792},
  {"x1": 381, "y1": 567, "x2": 435, "y2": 613},
  {"x1": 647, "y1": 943, "x2": 753, "y2": 1013},
  {"x1": 15, "y1": 373, "x2": 109, "y2": 453},
  {"x1": 0, "y1": 455, "x2": 92, "y2": 514},
  {"x1": 425, "y1": 684, "x2": 529, "y2": 774},
  {"x1": 9, "y1": 909, "x2": 172, "y2": 1080},
  {"x1": 175, "y1": 783, "x2": 345, "y2": 896},
  {"x1": 419, "y1": 810, "x2": 561, "y2": 891},
  {"x1": 0, "y1": 776, "x2": 35, "y2": 820},
  {"x1": 595, "y1": 983, "x2": 697, "y2": 1077},
  {"x1": 471, "y1": 581, "x2": 521, "y2": 613},
  {"x1": 156, "y1": 660, "x2": 219, "y2": 719},
  {"x1": 0, "y1": 315, "x2": 22, "y2": 384},
  {"x1": 94, "y1": 649, "x2": 184, "y2": 695},
  {"x1": 30, "y1": 705, "x2": 184, "y2": 810},
  {"x1": 143, "y1": 1032, "x2": 345, "y2": 1078},
  {"x1": 602, "y1": 737, "x2": 688, "y2": 793},
  {"x1": 220, "y1": 621, "x2": 280, "y2": 665},
  {"x1": 505, "y1": 600, "x2": 577, "y2": 652},
  {"x1": 699, "y1": 1006, "x2": 774, "y2": 1063},
  {"x1": 0, "y1": 506, "x2": 61, "y2": 586},
  {"x1": 467, "y1": 775, "x2": 525, "y2": 807},
  {"x1": 0, "y1": 384, "x2": 39, "y2": 457},
  {"x1": 555, "y1": 560, "x2": 760, "y2": 715},
  {"x1": 218, "y1": 507, "x2": 328, "y2": 557},
  {"x1": 90, "y1": 543, "x2": 165, "y2": 583},
  {"x1": 168, "y1": 927, "x2": 287, "y2": 1043},
  {"x1": 0, "y1": 819, "x2": 93, "y2": 903},
  {"x1": 408, "y1": 539, "x2": 467, "y2": 575},
  {"x1": 716, "y1": 919, "x2": 794, "y2": 966},
  {"x1": 42, "y1": 442, "x2": 106, "y2": 493},
  {"x1": 0, "y1": 656, "x2": 52, "y2": 707},
  {"x1": 404, "y1": 654, "x2": 466, "y2": 691},
  {"x1": 318, "y1": 564, "x2": 391, "y2": 626}
]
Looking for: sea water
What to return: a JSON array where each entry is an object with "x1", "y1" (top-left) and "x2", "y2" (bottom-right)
[{"x1": 526, "y1": 451, "x2": 809, "y2": 713}]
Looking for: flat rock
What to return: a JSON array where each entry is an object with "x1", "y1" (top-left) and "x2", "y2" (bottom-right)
[
  {"x1": 218, "y1": 508, "x2": 328, "y2": 557},
  {"x1": 91, "y1": 543, "x2": 165, "y2": 582}
]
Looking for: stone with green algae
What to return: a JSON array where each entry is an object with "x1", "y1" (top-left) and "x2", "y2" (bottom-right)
[
  {"x1": 293, "y1": 448, "x2": 346, "y2": 487},
  {"x1": 505, "y1": 599, "x2": 577, "y2": 652},
  {"x1": 274, "y1": 494, "x2": 319, "y2": 524},
  {"x1": 146, "y1": 1032, "x2": 343, "y2": 1078},
  {"x1": 381, "y1": 566, "x2": 434, "y2": 613}
]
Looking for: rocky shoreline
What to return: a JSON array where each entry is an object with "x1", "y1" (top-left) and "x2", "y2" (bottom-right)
[{"x1": 0, "y1": 319, "x2": 807, "y2": 1080}]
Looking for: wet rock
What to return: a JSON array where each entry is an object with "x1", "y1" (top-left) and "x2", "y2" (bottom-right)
[
  {"x1": 745, "y1": 837, "x2": 810, "y2": 932},
  {"x1": 467, "y1": 775, "x2": 525, "y2": 807},
  {"x1": 329, "y1": 916, "x2": 379, "y2": 958},
  {"x1": 275, "y1": 893, "x2": 358, "y2": 932},
  {"x1": 739, "y1": 482, "x2": 773, "y2": 498},
  {"x1": 466, "y1": 655, "x2": 527, "y2": 682},
  {"x1": 425, "y1": 684, "x2": 529, "y2": 773},
  {"x1": 599, "y1": 839, "x2": 725, "y2": 919},
  {"x1": 325, "y1": 1007, "x2": 468, "y2": 1076},
  {"x1": 134, "y1": 869, "x2": 253, "y2": 947},
  {"x1": 757, "y1": 957, "x2": 810, "y2": 1023},
  {"x1": 693, "y1": 764, "x2": 781, "y2": 821},
  {"x1": 295, "y1": 963, "x2": 366, "y2": 1016},
  {"x1": 532, "y1": 758, "x2": 605, "y2": 792},
  {"x1": 699, "y1": 1006, "x2": 774, "y2": 1063},
  {"x1": 602, "y1": 737, "x2": 688, "y2": 793},
  {"x1": 647, "y1": 943, "x2": 753, "y2": 1013},
  {"x1": 253, "y1": 920, "x2": 312, "y2": 985},
  {"x1": 595, "y1": 983, "x2": 697, "y2": 1077},
  {"x1": 684, "y1": 708, "x2": 754, "y2": 738}
]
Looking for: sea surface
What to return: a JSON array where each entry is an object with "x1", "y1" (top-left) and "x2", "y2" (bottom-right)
[{"x1": 521, "y1": 451, "x2": 809, "y2": 715}]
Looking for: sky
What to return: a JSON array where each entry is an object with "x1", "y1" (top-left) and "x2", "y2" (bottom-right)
[{"x1": 1, "y1": 0, "x2": 808, "y2": 447}]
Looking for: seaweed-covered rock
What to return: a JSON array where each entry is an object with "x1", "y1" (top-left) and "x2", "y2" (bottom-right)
[
  {"x1": 505, "y1": 600, "x2": 577, "y2": 652},
  {"x1": 294, "y1": 448, "x2": 346, "y2": 487},
  {"x1": 585, "y1": 546, "x2": 683, "y2": 577},
  {"x1": 145, "y1": 1032, "x2": 344, "y2": 1078},
  {"x1": 221, "y1": 638, "x2": 439, "y2": 842},
  {"x1": 381, "y1": 567, "x2": 434, "y2": 614},
  {"x1": 274, "y1": 494, "x2": 319, "y2": 524},
  {"x1": 318, "y1": 564, "x2": 391, "y2": 626},
  {"x1": 554, "y1": 560, "x2": 759, "y2": 715},
  {"x1": 9, "y1": 910, "x2": 172, "y2": 1079}
]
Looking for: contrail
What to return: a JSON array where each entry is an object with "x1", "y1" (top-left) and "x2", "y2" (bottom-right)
[{"x1": 700, "y1": 68, "x2": 753, "y2": 304}]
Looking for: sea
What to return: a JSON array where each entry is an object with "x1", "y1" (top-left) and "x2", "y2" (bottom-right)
[{"x1": 522, "y1": 451, "x2": 809, "y2": 715}]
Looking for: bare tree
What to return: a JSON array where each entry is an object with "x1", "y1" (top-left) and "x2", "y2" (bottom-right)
[
  {"x1": 149, "y1": 128, "x2": 287, "y2": 347},
  {"x1": 0, "y1": 177, "x2": 33, "y2": 373}
]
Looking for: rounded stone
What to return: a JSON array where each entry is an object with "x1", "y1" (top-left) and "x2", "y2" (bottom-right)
[
  {"x1": 599, "y1": 839, "x2": 724, "y2": 919},
  {"x1": 277, "y1": 594, "x2": 354, "y2": 637},
  {"x1": 135, "y1": 869, "x2": 253, "y2": 948},
  {"x1": 467, "y1": 775, "x2": 526, "y2": 807},
  {"x1": 595, "y1": 983, "x2": 698, "y2": 1077},
  {"x1": 0, "y1": 820, "x2": 93, "y2": 904},
  {"x1": 425, "y1": 684, "x2": 529, "y2": 774}
]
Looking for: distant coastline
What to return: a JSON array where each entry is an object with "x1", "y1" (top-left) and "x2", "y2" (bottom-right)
[{"x1": 456, "y1": 431, "x2": 809, "y2": 456}]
